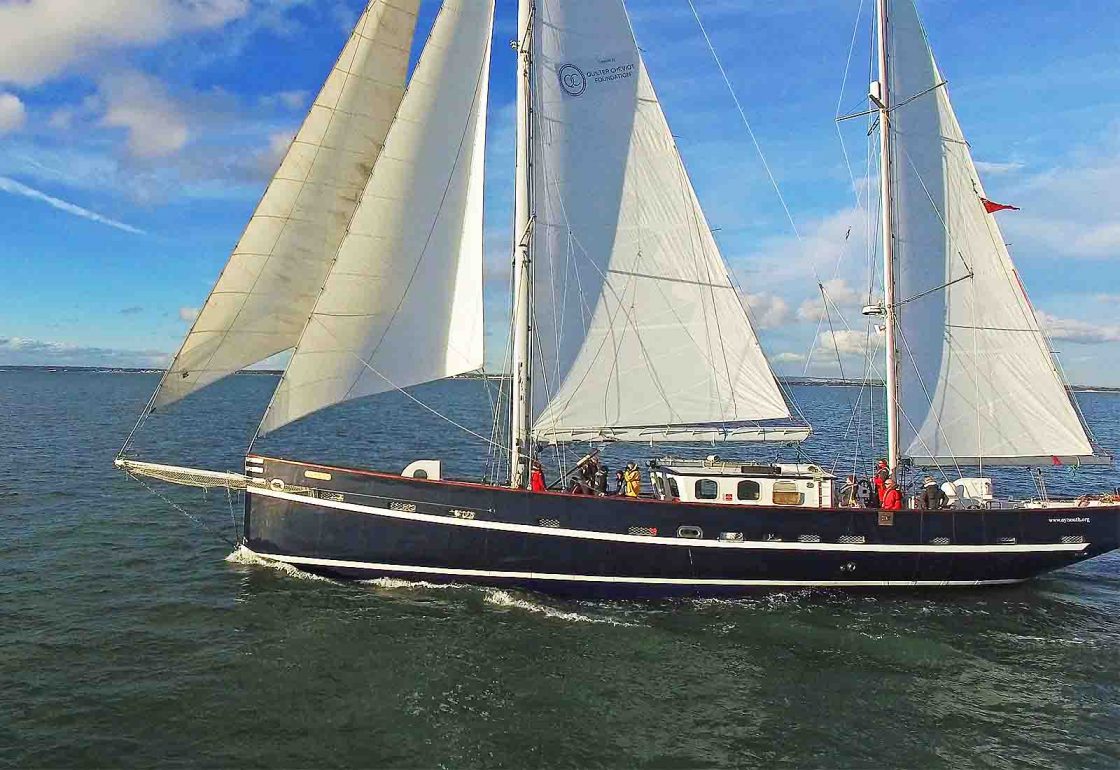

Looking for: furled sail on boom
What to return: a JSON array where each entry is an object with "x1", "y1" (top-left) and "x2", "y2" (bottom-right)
[
  {"x1": 151, "y1": 1, "x2": 421, "y2": 409},
  {"x1": 258, "y1": 0, "x2": 493, "y2": 435},
  {"x1": 527, "y1": 0, "x2": 800, "y2": 444},
  {"x1": 884, "y1": 0, "x2": 1099, "y2": 465}
]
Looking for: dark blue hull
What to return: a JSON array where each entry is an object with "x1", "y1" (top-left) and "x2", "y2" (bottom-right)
[{"x1": 242, "y1": 456, "x2": 1120, "y2": 598}]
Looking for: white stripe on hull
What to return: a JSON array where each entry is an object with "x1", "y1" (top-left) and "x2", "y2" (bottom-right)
[
  {"x1": 250, "y1": 487, "x2": 1089, "y2": 555},
  {"x1": 244, "y1": 549, "x2": 1026, "y2": 588}
]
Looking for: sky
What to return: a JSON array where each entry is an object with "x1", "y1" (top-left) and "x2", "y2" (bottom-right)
[{"x1": 0, "y1": 0, "x2": 1118, "y2": 385}]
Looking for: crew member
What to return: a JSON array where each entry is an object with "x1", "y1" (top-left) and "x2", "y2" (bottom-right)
[
  {"x1": 880, "y1": 477, "x2": 903, "y2": 510},
  {"x1": 529, "y1": 458, "x2": 546, "y2": 492},
  {"x1": 623, "y1": 462, "x2": 642, "y2": 497},
  {"x1": 593, "y1": 464, "x2": 608, "y2": 496},
  {"x1": 839, "y1": 475, "x2": 857, "y2": 507},
  {"x1": 916, "y1": 476, "x2": 948, "y2": 510},
  {"x1": 873, "y1": 459, "x2": 890, "y2": 503}
]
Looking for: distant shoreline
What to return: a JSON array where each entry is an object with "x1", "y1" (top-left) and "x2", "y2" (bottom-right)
[{"x1": 3, "y1": 365, "x2": 1118, "y2": 393}]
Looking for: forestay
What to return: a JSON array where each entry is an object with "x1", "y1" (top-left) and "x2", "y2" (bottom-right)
[
  {"x1": 258, "y1": 0, "x2": 493, "y2": 435},
  {"x1": 886, "y1": 0, "x2": 1097, "y2": 465},
  {"x1": 528, "y1": 0, "x2": 794, "y2": 444},
  {"x1": 152, "y1": 0, "x2": 421, "y2": 409}
]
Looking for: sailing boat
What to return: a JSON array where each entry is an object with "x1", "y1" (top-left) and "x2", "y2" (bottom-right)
[{"x1": 116, "y1": 0, "x2": 1119, "y2": 597}]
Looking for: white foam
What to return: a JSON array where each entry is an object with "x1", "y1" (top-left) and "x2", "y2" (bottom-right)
[
  {"x1": 483, "y1": 589, "x2": 640, "y2": 627},
  {"x1": 361, "y1": 577, "x2": 469, "y2": 591},
  {"x1": 225, "y1": 545, "x2": 336, "y2": 582}
]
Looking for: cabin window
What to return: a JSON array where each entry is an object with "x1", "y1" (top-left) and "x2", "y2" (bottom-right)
[
  {"x1": 737, "y1": 480, "x2": 761, "y2": 501},
  {"x1": 695, "y1": 479, "x2": 718, "y2": 500},
  {"x1": 677, "y1": 526, "x2": 703, "y2": 539},
  {"x1": 668, "y1": 478, "x2": 680, "y2": 498},
  {"x1": 772, "y1": 481, "x2": 804, "y2": 506},
  {"x1": 412, "y1": 469, "x2": 429, "y2": 479}
]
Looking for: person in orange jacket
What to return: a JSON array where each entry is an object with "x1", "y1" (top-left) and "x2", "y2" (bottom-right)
[{"x1": 880, "y1": 478, "x2": 903, "y2": 510}]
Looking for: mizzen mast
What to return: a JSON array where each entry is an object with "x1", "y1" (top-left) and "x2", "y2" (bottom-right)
[
  {"x1": 873, "y1": 0, "x2": 901, "y2": 473},
  {"x1": 509, "y1": 0, "x2": 536, "y2": 487}
]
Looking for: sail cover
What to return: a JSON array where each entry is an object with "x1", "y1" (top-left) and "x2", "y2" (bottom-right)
[
  {"x1": 258, "y1": 0, "x2": 493, "y2": 435},
  {"x1": 152, "y1": 1, "x2": 421, "y2": 409},
  {"x1": 528, "y1": 0, "x2": 793, "y2": 443},
  {"x1": 886, "y1": 0, "x2": 1096, "y2": 465}
]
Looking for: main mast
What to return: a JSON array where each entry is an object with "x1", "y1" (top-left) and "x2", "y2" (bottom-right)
[
  {"x1": 509, "y1": 0, "x2": 535, "y2": 487},
  {"x1": 875, "y1": 0, "x2": 901, "y2": 472}
]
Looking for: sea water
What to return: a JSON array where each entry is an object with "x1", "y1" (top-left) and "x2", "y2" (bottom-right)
[{"x1": 2, "y1": 370, "x2": 1118, "y2": 768}]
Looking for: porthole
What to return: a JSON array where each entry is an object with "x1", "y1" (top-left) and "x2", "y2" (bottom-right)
[
  {"x1": 413, "y1": 469, "x2": 429, "y2": 479},
  {"x1": 694, "y1": 479, "x2": 718, "y2": 500},
  {"x1": 736, "y1": 480, "x2": 760, "y2": 501},
  {"x1": 269, "y1": 478, "x2": 285, "y2": 491},
  {"x1": 677, "y1": 525, "x2": 703, "y2": 539}
]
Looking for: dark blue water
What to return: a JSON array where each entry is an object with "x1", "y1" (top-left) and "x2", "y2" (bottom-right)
[{"x1": 2, "y1": 370, "x2": 1119, "y2": 768}]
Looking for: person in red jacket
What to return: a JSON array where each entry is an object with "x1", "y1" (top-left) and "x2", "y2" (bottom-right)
[
  {"x1": 873, "y1": 459, "x2": 890, "y2": 503},
  {"x1": 880, "y1": 478, "x2": 903, "y2": 510},
  {"x1": 529, "y1": 458, "x2": 546, "y2": 492}
]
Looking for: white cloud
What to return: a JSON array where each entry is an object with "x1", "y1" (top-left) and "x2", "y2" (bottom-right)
[
  {"x1": 774, "y1": 351, "x2": 806, "y2": 364},
  {"x1": 0, "y1": 0, "x2": 250, "y2": 87},
  {"x1": 0, "y1": 175, "x2": 144, "y2": 234},
  {"x1": 744, "y1": 292, "x2": 791, "y2": 329},
  {"x1": 998, "y1": 125, "x2": 1120, "y2": 260},
  {"x1": 99, "y1": 71, "x2": 189, "y2": 159},
  {"x1": 733, "y1": 206, "x2": 871, "y2": 297},
  {"x1": 179, "y1": 307, "x2": 200, "y2": 322},
  {"x1": 797, "y1": 278, "x2": 863, "y2": 322},
  {"x1": 1038, "y1": 312, "x2": 1120, "y2": 345},
  {"x1": 975, "y1": 160, "x2": 1025, "y2": 175},
  {"x1": 0, "y1": 336, "x2": 168, "y2": 368},
  {"x1": 814, "y1": 329, "x2": 875, "y2": 358},
  {"x1": 261, "y1": 90, "x2": 309, "y2": 110},
  {"x1": 0, "y1": 92, "x2": 26, "y2": 134},
  {"x1": 250, "y1": 131, "x2": 293, "y2": 177}
]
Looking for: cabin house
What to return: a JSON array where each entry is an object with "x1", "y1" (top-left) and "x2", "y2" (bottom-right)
[{"x1": 648, "y1": 457, "x2": 835, "y2": 509}]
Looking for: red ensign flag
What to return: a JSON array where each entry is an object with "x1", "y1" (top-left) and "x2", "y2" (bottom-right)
[{"x1": 981, "y1": 197, "x2": 1020, "y2": 214}]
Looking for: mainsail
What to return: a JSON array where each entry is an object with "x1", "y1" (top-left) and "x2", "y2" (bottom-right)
[
  {"x1": 152, "y1": 1, "x2": 421, "y2": 409},
  {"x1": 884, "y1": 0, "x2": 1098, "y2": 465},
  {"x1": 258, "y1": 0, "x2": 493, "y2": 435},
  {"x1": 527, "y1": 0, "x2": 797, "y2": 444}
]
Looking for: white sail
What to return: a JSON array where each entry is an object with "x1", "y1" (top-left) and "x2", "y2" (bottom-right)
[
  {"x1": 886, "y1": 0, "x2": 1097, "y2": 465},
  {"x1": 528, "y1": 0, "x2": 793, "y2": 444},
  {"x1": 257, "y1": 0, "x2": 493, "y2": 435},
  {"x1": 152, "y1": 1, "x2": 421, "y2": 409}
]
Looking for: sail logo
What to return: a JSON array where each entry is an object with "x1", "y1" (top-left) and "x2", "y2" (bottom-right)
[{"x1": 558, "y1": 64, "x2": 586, "y2": 96}]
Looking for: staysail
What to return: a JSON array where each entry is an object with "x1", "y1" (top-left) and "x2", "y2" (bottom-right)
[
  {"x1": 257, "y1": 0, "x2": 493, "y2": 435},
  {"x1": 151, "y1": 0, "x2": 421, "y2": 409},
  {"x1": 527, "y1": 0, "x2": 798, "y2": 444},
  {"x1": 885, "y1": 0, "x2": 1098, "y2": 465}
]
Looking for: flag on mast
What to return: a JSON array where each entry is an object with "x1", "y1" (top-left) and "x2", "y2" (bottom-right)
[{"x1": 981, "y1": 197, "x2": 1020, "y2": 214}]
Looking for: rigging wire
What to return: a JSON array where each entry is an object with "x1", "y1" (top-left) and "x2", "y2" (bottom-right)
[
  {"x1": 685, "y1": 0, "x2": 802, "y2": 242},
  {"x1": 127, "y1": 472, "x2": 239, "y2": 549}
]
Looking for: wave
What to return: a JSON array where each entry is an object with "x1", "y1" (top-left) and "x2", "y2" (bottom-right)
[
  {"x1": 483, "y1": 589, "x2": 641, "y2": 626},
  {"x1": 224, "y1": 545, "x2": 337, "y2": 583}
]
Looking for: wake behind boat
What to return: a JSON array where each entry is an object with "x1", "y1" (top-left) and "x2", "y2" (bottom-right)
[{"x1": 117, "y1": 0, "x2": 1119, "y2": 597}]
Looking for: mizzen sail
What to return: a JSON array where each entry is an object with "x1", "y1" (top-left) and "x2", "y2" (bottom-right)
[
  {"x1": 528, "y1": 0, "x2": 794, "y2": 444},
  {"x1": 885, "y1": 0, "x2": 1097, "y2": 465},
  {"x1": 152, "y1": 1, "x2": 421, "y2": 409},
  {"x1": 257, "y1": 0, "x2": 493, "y2": 435}
]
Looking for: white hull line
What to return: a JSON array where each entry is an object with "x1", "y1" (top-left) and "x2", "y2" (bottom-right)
[
  {"x1": 246, "y1": 549, "x2": 1027, "y2": 587},
  {"x1": 251, "y1": 487, "x2": 1090, "y2": 555}
]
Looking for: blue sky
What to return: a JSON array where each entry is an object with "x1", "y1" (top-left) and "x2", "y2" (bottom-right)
[{"x1": 0, "y1": 0, "x2": 1118, "y2": 384}]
